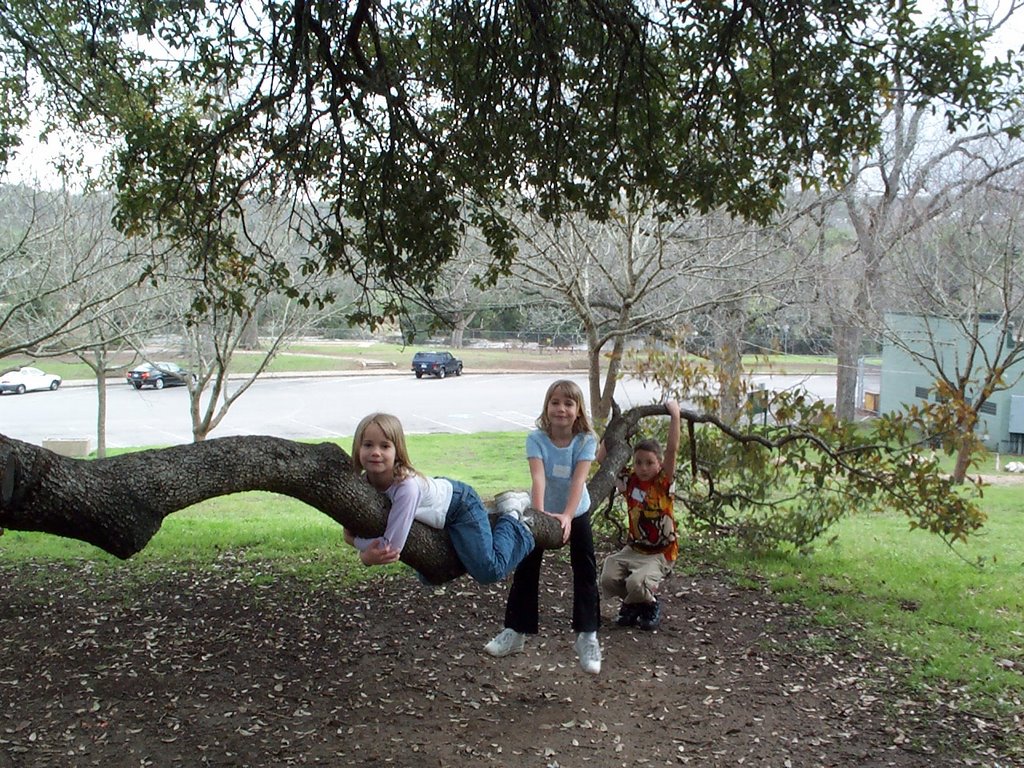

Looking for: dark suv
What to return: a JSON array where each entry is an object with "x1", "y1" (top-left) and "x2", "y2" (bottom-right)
[{"x1": 411, "y1": 351, "x2": 463, "y2": 379}]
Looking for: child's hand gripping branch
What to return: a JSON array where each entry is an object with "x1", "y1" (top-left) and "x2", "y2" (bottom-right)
[{"x1": 344, "y1": 529, "x2": 401, "y2": 566}]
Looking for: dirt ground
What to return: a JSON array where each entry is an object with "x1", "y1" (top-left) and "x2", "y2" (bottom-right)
[{"x1": 0, "y1": 547, "x2": 1018, "y2": 768}]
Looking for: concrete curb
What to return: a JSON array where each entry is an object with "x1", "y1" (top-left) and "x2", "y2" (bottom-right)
[{"x1": 59, "y1": 369, "x2": 587, "y2": 388}]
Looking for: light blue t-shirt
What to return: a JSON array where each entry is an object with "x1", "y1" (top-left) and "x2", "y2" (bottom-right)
[{"x1": 526, "y1": 430, "x2": 597, "y2": 518}]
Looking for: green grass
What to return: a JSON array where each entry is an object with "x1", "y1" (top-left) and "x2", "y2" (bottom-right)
[
  {"x1": 718, "y1": 486, "x2": 1024, "y2": 714},
  {"x1": 2, "y1": 342, "x2": 586, "y2": 380},
  {"x1": 405, "y1": 431, "x2": 533, "y2": 494},
  {"x1": 742, "y1": 353, "x2": 837, "y2": 373},
  {"x1": 0, "y1": 491, "x2": 365, "y2": 578},
  {"x1": 278, "y1": 341, "x2": 585, "y2": 371}
]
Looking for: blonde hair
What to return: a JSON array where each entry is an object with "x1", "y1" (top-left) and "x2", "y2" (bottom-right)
[
  {"x1": 537, "y1": 379, "x2": 594, "y2": 436},
  {"x1": 352, "y1": 412, "x2": 419, "y2": 481}
]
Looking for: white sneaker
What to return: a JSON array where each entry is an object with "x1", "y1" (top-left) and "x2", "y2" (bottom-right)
[
  {"x1": 484, "y1": 628, "x2": 526, "y2": 657},
  {"x1": 495, "y1": 491, "x2": 531, "y2": 519},
  {"x1": 574, "y1": 633, "x2": 602, "y2": 674}
]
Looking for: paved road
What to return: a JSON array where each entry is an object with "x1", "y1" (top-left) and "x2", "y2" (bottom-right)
[
  {"x1": 0, "y1": 370, "x2": 848, "y2": 450},
  {"x1": 0, "y1": 372, "x2": 667, "y2": 449}
]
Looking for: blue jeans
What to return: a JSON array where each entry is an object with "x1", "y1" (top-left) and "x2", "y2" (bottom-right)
[{"x1": 445, "y1": 480, "x2": 535, "y2": 584}]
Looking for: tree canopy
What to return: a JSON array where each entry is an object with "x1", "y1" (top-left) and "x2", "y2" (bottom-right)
[{"x1": 2, "y1": 0, "x2": 1017, "y2": 323}]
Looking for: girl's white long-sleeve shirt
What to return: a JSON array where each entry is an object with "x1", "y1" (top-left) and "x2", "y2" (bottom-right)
[{"x1": 352, "y1": 475, "x2": 453, "y2": 554}]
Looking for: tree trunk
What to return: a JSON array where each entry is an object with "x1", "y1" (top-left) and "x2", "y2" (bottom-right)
[
  {"x1": 450, "y1": 310, "x2": 476, "y2": 349},
  {"x1": 952, "y1": 439, "x2": 973, "y2": 485},
  {"x1": 711, "y1": 305, "x2": 745, "y2": 425},
  {"x1": 86, "y1": 347, "x2": 110, "y2": 460},
  {"x1": 834, "y1": 319, "x2": 861, "y2": 422},
  {"x1": 96, "y1": 372, "x2": 108, "y2": 459},
  {"x1": 238, "y1": 314, "x2": 261, "y2": 350},
  {"x1": 586, "y1": 332, "x2": 607, "y2": 422},
  {"x1": 951, "y1": 409, "x2": 981, "y2": 485},
  {"x1": 591, "y1": 335, "x2": 625, "y2": 424},
  {"x1": 0, "y1": 407, "x2": 664, "y2": 583}
]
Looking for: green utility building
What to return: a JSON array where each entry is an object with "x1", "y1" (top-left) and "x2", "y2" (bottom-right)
[{"x1": 879, "y1": 313, "x2": 1024, "y2": 453}]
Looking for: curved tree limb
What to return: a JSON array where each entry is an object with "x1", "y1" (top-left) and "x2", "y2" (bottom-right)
[
  {"x1": 0, "y1": 431, "x2": 576, "y2": 584},
  {"x1": 0, "y1": 401, "x2": 734, "y2": 579},
  {"x1": 588, "y1": 401, "x2": 669, "y2": 504}
]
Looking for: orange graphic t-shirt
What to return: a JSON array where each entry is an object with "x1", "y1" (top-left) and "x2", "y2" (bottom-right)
[{"x1": 624, "y1": 470, "x2": 678, "y2": 562}]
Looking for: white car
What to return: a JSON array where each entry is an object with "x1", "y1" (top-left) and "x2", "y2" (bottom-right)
[{"x1": 0, "y1": 366, "x2": 63, "y2": 395}]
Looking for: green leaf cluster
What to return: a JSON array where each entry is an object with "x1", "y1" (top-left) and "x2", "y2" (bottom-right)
[
  {"x1": 628, "y1": 335, "x2": 987, "y2": 553},
  {"x1": 2, "y1": 1, "x2": 1019, "y2": 326}
]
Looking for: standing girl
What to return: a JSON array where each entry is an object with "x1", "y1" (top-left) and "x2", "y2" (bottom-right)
[
  {"x1": 345, "y1": 412, "x2": 534, "y2": 584},
  {"x1": 483, "y1": 380, "x2": 602, "y2": 674}
]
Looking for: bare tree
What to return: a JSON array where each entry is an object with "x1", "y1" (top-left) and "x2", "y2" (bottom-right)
[
  {"x1": 828, "y1": 57, "x2": 1024, "y2": 420},
  {"x1": 401, "y1": 234, "x2": 494, "y2": 348},
  {"x1": 70, "y1": 298, "x2": 169, "y2": 459},
  {"x1": 150, "y1": 200, "x2": 350, "y2": 442},
  {"x1": 0, "y1": 185, "x2": 144, "y2": 360},
  {"x1": 510, "y1": 197, "x2": 806, "y2": 422},
  {"x1": 51, "y1": 195, "x2": 172, "y2": 457},
  {"x1": 182, "y1": 295, "x2": 334, "y2": 442},
  {"x1": 883, "y1": 176, "x2": 1024, "y2": 482},
  {"x1": 0, "y1": 184, "x2": 179, "y2": 456}
]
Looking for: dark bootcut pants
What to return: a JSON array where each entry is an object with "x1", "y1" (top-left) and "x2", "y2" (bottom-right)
[{"x1": 503, "y1": 511, "x2": 601, "y2": 634}]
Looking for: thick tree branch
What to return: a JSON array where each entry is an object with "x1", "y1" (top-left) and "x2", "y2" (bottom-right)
[
  {"x1": 0, "y1": 396, "x2": 989, "y2": 578},
  {"x1": 0, "y1": 431, "x2": 574, "y2": 584},
  {"x1": 589, "y1": 401, "x2": 668, "y2": 502}
]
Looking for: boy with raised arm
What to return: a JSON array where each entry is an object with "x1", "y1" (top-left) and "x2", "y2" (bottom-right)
[{"x1": 599, "y1": 400, "x2": 681, "y2": 631}]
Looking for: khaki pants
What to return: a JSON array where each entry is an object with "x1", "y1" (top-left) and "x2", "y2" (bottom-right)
[{"x1": 600, "y1": 546, "x2": 673, "y2": 604}]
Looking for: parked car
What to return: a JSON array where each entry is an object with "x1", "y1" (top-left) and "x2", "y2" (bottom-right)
[
  {"x1": 411, "y1": 351, "x2": 463, "y2": 379},
  {"x1": 126, "y1": 362, "x2": 194, "y2": 390},
  {"x1": 0, "y1": 367, "x2": 62, "y2": 395}
]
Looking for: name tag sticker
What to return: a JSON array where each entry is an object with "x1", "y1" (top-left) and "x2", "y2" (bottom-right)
[
  {"x1": 630, "y1": 487, "x2": 646, "y2": 503},
  {"x1": 552, "y1": 463, "x2": 572, "y2": 479}
]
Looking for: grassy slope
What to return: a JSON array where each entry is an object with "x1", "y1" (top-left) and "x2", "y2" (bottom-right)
[
  {"x1": 718, "y1": 488, "x2": 1023, "y2": 709},
  {"x1": 4, "y1": 344, "x2": 843, "y2": 381},
  {"x1": 2, "y1": 342, "x2": 591, "y2": 380}
]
